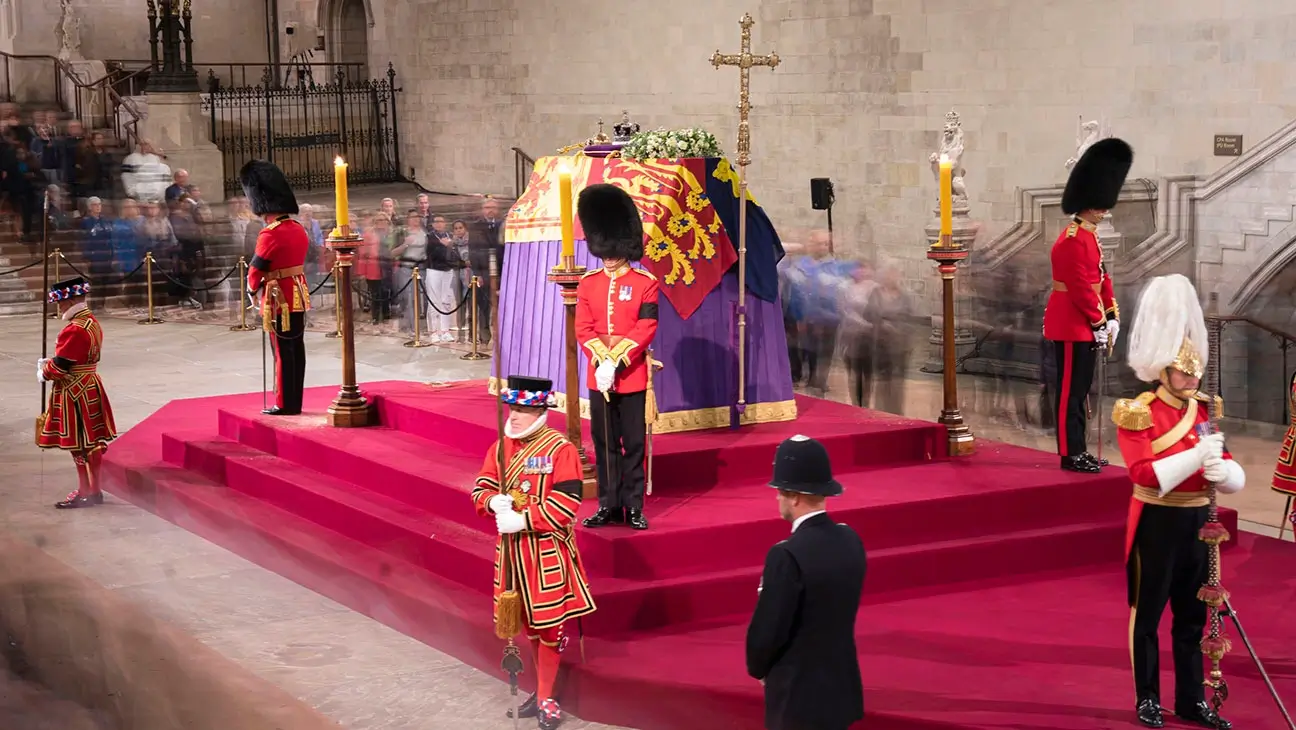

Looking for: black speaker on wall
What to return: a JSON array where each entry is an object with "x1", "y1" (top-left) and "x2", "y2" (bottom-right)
[{"x1": 810, "y1": 177, "x2": 835, "y2": 210}]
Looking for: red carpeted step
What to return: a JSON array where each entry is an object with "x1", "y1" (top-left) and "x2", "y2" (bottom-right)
[
  {"x1": 162, "y1": 432, "x2": 497, "y2": 589},
  {"x1": 216, "y1": 408, "x2": 488, "y2": 529}
]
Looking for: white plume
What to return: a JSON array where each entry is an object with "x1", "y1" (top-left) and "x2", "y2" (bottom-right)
[{"x1": 1126, "y1": 274, "x2": 1208, "y2": 382}]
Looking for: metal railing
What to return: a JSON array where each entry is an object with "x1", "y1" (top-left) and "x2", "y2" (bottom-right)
[
  {"x1": 0, "y1": 52, "x2": 143, "y2": 150},
  {"x1": 512, "y1": 146, "x2": 536, "y2": 199},
  {"x1": 106, "y1": 59, "x2": 368, "y2": 91},
  {"x1": 1206, "y1": 293, "x2": 1296, "y2": 425}
]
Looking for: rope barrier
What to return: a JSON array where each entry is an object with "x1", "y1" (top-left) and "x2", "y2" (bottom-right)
[
  {"x1": 0, "y1": 259, "x2": 43, "y2": 277},
  {"x1": 422, "y1": 272, "x2": 472, "y2": 316},
  {"x1": 149, "y1": 255, "x2": 241, "y2": 292}
]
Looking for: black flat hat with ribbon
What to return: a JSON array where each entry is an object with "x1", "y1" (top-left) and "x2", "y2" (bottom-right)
[
  {"x1": 500, "y1": 375, "x2": 556, "y2": 409},
  {"x1": 47, "y1": 276, "x2": 90, "y2": 302},
  {"x1": 768, "y1": 435, "x2": 843, "y2": 497}
]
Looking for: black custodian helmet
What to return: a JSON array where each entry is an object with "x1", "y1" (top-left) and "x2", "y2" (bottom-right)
[{"x1": 769, "y1": 435, "x2": 843, "y2": 497}]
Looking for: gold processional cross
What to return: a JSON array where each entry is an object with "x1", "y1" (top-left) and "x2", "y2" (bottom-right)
[{"x1": 709, "y1": 13, "x2": 778, "y2": 415}]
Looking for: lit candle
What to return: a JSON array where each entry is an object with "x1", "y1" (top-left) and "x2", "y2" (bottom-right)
[
  {"x1": 938, "y1": 154, "x2": 952, "y2": 239},
  {"x1": 334, "y1": 157, "x2": 350, "y2": 231},
  {"x1": 557, "y1": 158, "x2": 575, "y2": 260}
]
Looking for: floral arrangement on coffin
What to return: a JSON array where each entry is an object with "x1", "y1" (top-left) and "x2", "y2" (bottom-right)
[{"x1": 620, "y1": 127, "x2": 723, "y2": 161}]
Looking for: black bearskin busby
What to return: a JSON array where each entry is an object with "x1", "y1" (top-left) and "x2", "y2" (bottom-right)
[
  {"x1": 1061, "y1": 138, "x2": 1134, "y2": 215},
  {"x1": 577, "y1": 183, "x2": 645, "y2": 261},
  {"x1": 239, "y1": 160, "x2": 299, "y2": 216}
]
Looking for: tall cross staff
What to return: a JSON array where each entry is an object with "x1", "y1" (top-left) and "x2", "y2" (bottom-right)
[{"x1": 711, "y1": 12, "x2": 779, "y2": 417}]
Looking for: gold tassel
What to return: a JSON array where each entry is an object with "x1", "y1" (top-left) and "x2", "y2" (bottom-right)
[
  {"x1": 34, "y1": 413, "x2": 46, "y2": 444},
  {"x1": 645, "y1": 357, "x2": 661, "y2": 426},
  {"x1": 279, "y1": 302, "x2": 290, "y2": 332},
  {"x1": 494, "y1": 589, "x2": 523, "y2": 640}
]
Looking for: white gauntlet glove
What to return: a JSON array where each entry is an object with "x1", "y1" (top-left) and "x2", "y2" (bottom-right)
[
  {"x1": 487, "y1": 494, "x2": 515, "y2": 515},
  {"x1": 36, "y1": 358, "x2": 48, "y2": 384},
  {"x1": 495, "y1": 510, "x2": 526, "y2": 534},
  {"x1": 1106, "y1": 319, "x2": 1120, "y2": 346},
  {"x1": 1201, "y1": 455, "x2": 1228, "y2": 484},
  {"x1": 1195, "y1": 433, "x2": 1225, "y2": 462},
  {"x1": 595, "y1": 359, "x2": 617, "y2": 393},
  {"x1": 1093, "y1": 324, "x2": 1109, "y2": 346}
]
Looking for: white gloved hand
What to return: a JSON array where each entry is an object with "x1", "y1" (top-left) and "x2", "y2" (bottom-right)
[
  {"x1": 595, "y1": 359, "x2": 617, "y2": 393},
  {"x1": 1093, "y1": 324, "x2": 1109, "y2": 346},
  {"x1": 487, "y1": 494, "x2": 515, "y2": 515},
  {"x1": 1202, "y1": 455, "x2": 1229, "y2": 484},
  {"x1": 1106, "y1": 319, "x2": 1120, "y2": 346},
  {"x1": 36, "y1": 358, "x2": 48, "y2": 384},
  {"x1": 496, "y1": 510, "x2": 526, "y2": 534},
  {"x1": 1195, "y1": 433, "x2": 1225, "y2": 463}
]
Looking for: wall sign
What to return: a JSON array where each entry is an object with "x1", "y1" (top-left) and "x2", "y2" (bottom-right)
[{"x1": 1214, "y1": 135, "x2": 1243, "y2": 157}]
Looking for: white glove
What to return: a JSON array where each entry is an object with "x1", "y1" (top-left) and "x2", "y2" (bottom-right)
[
  {"x1": 36, "y1": 358, "x2": 47, "y2": 383},
  {"x1": 1195, "y1": 433, "x2": 1225, "y2": 463},
  {"x1": 595, "y1": 359, "x2": 617, "y2": 393},
  {"x1": 1093, "y1": 324, "x2": 1109, "y2": 346},
  {"x1": 487, "y1": 494, "x2": 515, "y2": 515},
  {"x1": 1107, "y1": 319, "x2": 1120, "y2": 346},
  {"x1": 1202, "y1": 455, "x2": 1228, "y2": 484},
  {"x1": 496, "y1": 510, "x2": 526, "y2": 534}
]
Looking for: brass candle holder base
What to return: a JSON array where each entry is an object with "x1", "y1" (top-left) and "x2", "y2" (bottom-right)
[
  {"x1": 325, "y1": 230, "x2": 375, "y2": 429},
  {"x1": 927, "y1": 247, "x2": 975, "y2": 457}
]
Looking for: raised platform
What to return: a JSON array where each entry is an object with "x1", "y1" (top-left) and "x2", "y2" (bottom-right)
[{"x1": 100, "y1": 381, "x2": 1294, "y2": 729}]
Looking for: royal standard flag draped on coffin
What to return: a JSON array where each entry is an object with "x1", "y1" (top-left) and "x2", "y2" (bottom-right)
[{"x1": 506, "y1": 155, "x2": 784, "y2": 319}]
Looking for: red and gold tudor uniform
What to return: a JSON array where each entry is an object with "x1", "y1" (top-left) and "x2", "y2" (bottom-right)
[
  {"x1": 36, "y1": 277, "x2": 117, "y2": 509},
  {"x1": 470, "y1": 376, "x2": 595, "y2": 729},
  {"x1": 574, "y1": 183, "x2": 659, "y2": 531},
  {"x1": 241, "y1": 160, "x2": 310, "y2": 416},
  {"x1": 1271, "y1": 372, "x2": 1296, "y2": 522},
  {"x1": 1044, "y1": 138, "x2": 1132, "y2": 474}
]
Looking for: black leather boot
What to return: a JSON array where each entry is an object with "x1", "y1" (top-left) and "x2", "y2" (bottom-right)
[
  {"x1": 505, "y1": 693, "x2": 537, "y2": 719},
  {"x1": 626, "y1": 508, "x2": 649, "y2": 531},
  {"x1": 261, "y1": 406, "x2": 301, "y2": 416},
  {"x1": 582, "y1": 507, "x2": 623, "y2": 528},
  {"x1": 1061, "y1": 454, "x2": 1102, "y2": 473},
  {"x1": 1136, "y1": 698, "x2": 1165, "y2": 728},
  {"x1": 1175, "y1": 701, "x2": 1230, "y2": 729}
]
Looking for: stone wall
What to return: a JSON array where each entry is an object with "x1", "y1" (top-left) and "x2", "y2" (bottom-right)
[
  {"x1": 303, "y1": 0, "x2": 1296, "y2": 298},
  {"x1": 60, "y1": 0, "x2": 269, "y2": 67}
]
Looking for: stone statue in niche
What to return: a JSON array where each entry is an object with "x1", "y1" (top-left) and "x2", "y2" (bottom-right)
[
  {"x1": 929, "y1": 110, "x2": 967, "y2": 202},
  {"x1": 56, "y1": 0, "x2": 83, "y2": 61},
  {"x1": 1065, "y1": 119, "x2": 1103, "y2": 170}
]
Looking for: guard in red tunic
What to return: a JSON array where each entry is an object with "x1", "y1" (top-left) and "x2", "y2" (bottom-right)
[
  {"x1": 36, "y1": 277, "x2": 117, "y2": 509},
  {"x1": 471, "y1": 375, "x2": 597, "y2": 730},
  {"x1": 574, "y1": 183, "x2": 659, "y2": 531},
  {"x1": 1044, "y1": 138, "x2": 1133, "y2": 473},
  {"x1": 1271, "y1": 371, "x2": 1296, "y2": 527},
  {"x1": 241, "y1": 159, "x2": 310, "y2": 416},
  {"x1": 1114, "y1": 274, "x2": 1240, "y2": 730}
]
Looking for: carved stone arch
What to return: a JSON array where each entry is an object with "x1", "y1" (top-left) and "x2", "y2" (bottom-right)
[
  {"x1": 317, "y1": 0, "x2": 374, "y2": 30},
  {"x1": 318, "y1": 0, "x2": 372, "y2": 81}
]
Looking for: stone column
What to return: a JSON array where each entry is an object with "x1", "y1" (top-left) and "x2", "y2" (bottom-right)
[{"x1": 921, "y1": 111, "x2": 978, "y2": 373}]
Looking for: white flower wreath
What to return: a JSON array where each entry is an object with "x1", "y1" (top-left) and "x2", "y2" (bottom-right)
[{"x1": 620, "y1": 127, "x2": 723, "y2": 161}]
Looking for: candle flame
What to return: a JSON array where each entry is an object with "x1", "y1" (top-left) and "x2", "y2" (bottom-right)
[
  {"x1": 939, "y1": 154, "x2": 950, "y2": 165},
  {"x1": 335, "y1": 156, "x2": 346, "y2": 166},
  {"x1": 555, "y1": 156, "x2": 572, "y2": 175}
]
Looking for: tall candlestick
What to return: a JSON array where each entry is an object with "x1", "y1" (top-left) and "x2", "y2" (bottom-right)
[
  {"x1": 938, "y1": 154, "x2": 952, "y2": 239},
  {"x1": 557, "y1": 159, "x2": 575, "y2": 261},
  {"x1": 334, "y1": 157, "x2": 350, "y2": 231}
]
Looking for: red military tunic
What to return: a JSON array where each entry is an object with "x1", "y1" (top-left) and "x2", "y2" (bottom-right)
[
  {"x1": 37, "y1": 306, "x2": 117, "y2": 451},
  {"x1": 471, "y1": 426, "x2": 597, "y2": 630},
  {"x1": 248, "y1": 215, "x2": 311, "y2": 331},
  {"x1": 574, "y1": 264, "x2": 659, "y2": 393},
  {"x1": 1272, "y1": 372, "x2": 1296, "y2": 497},
  {"x1": 1115, "y1": 387, "x2": 1231, "y2": 560},
  {"x1": 1043, "y1": 219, "x2": 1118, "y2": 342}
]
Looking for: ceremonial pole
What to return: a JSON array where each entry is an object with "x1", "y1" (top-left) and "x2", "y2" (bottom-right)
[
  {"x1": 325, "y1": 156, "x2": 374, "y2": 428},
  {"x1": 545, "y1": 157, "x2": 598, "y2": 494},
  {"x1": 929, "y1": 154, "x2": 974, "y2": 455},
  {"x1": 711, "y1": 13, "x2": 778, "y2": 417}
]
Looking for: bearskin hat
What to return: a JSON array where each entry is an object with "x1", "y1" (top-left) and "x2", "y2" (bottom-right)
[
  {"x1": 1061, "y1": 138, "x2": 1134, "y2": 215},
  {"x1": 239, "y1": 160, "x2": 299, "y2": 216},
  {"x1": 577, "y1": 183, "x2": 645, "y2": 261}
]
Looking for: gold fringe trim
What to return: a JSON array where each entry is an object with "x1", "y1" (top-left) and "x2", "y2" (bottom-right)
[
  {"x1": 486, "y1": 377, "x2": 798, "y2": 434},
  {"x1": 1111, "y1": 394, "x2": 1154, "y2": 431}
]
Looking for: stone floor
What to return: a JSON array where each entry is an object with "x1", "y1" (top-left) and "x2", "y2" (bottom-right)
[{"x1": 0, "y1": 314, "x2": 1291, "y2": 729}]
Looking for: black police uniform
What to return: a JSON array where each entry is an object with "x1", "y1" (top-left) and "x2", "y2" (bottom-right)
[{"x1": 746, "y1": 436, "x2": 867, "y2": 730}]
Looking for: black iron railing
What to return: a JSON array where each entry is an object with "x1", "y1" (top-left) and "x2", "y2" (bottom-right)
[{"x1": 512, "y1": 146, "x2": 536, "y2": 199}]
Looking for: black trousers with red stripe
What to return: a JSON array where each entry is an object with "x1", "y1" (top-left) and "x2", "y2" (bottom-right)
[
  {"x1": 271, "y1": 312, "x2": 307, "y2": 412},
  {"x1": 1049, "y1": 339, "x2": 1097, "y2": 458}
]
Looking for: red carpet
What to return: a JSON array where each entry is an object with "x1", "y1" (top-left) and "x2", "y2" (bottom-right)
[{"x1": 100, "y1": 380, "x2": 1295, "y2": 729}]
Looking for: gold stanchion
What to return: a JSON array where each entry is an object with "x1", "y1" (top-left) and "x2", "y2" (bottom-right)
[
  {"x1": 325, "y1": 258, "x2": 342, "y2": 339},
  {"x1": 46, "y1": 248, "x2": 61, "y2": 318},
  {"x1": 229, "y1": 257, "x2": 255, "y2": 332},
  {"x1": 461, "y1": 276, "x2": 489, "y2": 361},
  {"x1": 403, "y1": 267, "x2": 431, "y2": 349},
  {"x1": 137, "y1": 251, "x2": 164, "y2": 325}
]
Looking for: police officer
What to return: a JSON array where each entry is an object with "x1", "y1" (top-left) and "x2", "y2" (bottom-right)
[{"x1": 746, "y1": 436, "x2": 866, "y2": 730}]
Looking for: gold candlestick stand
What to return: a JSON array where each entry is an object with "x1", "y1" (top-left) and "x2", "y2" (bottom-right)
[
  {"x1": 928, "y1": 234, "x2": 974, "y2": 455},
  {"x1": 325, "y1": 228, "x2": 374, "y2": 427},
  {"x1": 548, "y1": 259, "x2": 598, "y2": 494}
]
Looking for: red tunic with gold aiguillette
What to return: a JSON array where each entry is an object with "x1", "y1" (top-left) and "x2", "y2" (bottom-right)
[
  {"x1": 1043, "y1": 219, "x2": 1118, "y2": 342},
  {"x1": 471, "y1": 426, "x2": 597, "y2": 630},
  {"x1": 1115, "y1": 387, "x2": 1231, "y2": 560},
  {"x1": 1272, "y1": 372, "x2": 1296, "y2": 497},
  {"x1": 248, "y1": 215, "x2": 311, "y2": 330},
  {"x1": 575, "y1": 264, "x2": 659, "y2": 394},
  {"x1": 37, "y1": 308, "x2": 117, "y2": 451}
]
